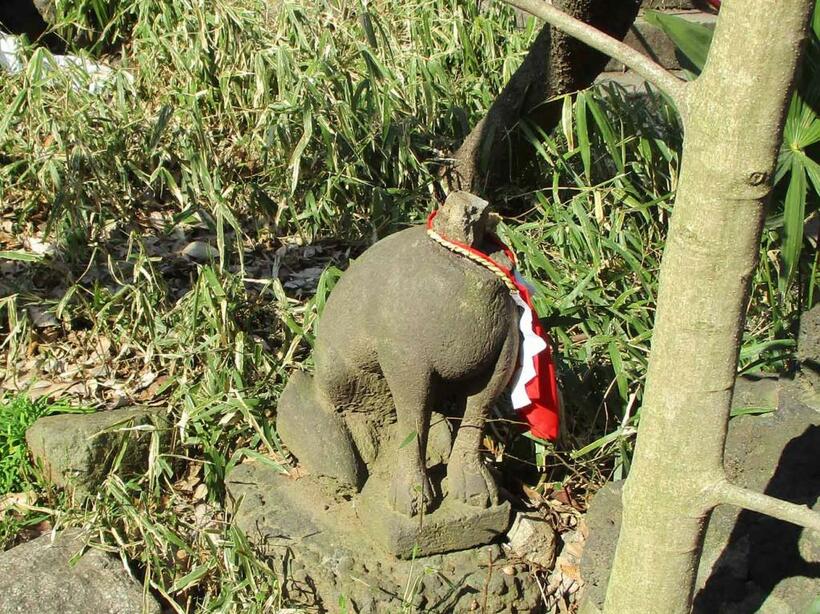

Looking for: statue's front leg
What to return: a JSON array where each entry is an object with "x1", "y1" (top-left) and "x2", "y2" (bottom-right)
[
  {"x1": 388, "y1": 443, "x2": 433, "y2": 517},
  {"x1": 447, "y1": 393, "x2": 499, "y2": 508}
]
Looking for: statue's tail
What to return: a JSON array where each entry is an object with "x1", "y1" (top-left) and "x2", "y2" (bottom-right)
[{"x1": 276, "y1": 371, "x2": 364, "y2": 493}]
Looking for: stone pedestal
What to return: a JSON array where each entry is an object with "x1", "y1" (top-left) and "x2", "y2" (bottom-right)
[{"x1": 226, "y1": 463, "x2": 539, "y2": 613}]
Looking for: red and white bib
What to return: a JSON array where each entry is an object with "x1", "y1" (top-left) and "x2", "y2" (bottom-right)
[{"x1": 427, "y1": 211, "x2": 561, "y2": 441}]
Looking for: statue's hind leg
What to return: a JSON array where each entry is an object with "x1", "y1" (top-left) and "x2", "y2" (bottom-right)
[
  {"x1": 276, "y1": 370, "x2": 364, "y2": 493},
  {"x1": 447, "y1": 317, "x2": 518, "y2": 507}
]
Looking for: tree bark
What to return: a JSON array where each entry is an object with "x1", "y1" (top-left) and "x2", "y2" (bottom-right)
[
  {"x1": 602, "y1": 0, "x2": 815, "y2": 611},
  {"x1": 448, "y1": 0, "x2": 641, "y2": 196}
]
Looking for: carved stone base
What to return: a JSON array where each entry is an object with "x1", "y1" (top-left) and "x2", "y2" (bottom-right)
[
  {"x1": 358, "y1": 469, "x2": 511, "y2": 559},
  {"x1": 226, "y1": 463, "x2": 540, "y2": 613}
]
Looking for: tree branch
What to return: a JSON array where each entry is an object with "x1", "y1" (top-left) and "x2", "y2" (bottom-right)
[
  {"x1": 713, "y1": 480, "x2": 820, "y2": 532},
  {"x1": 501, "y1": 0, "x2": 687, "y2": 106},
  {"x1": 448, "y1": 0, "x2": 642, "y2": 196}
]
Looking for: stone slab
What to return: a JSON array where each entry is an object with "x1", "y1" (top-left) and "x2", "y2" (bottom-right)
[
  {"x1": 0, "y1": 530, "x2": 161, "y2": 614},
  {"x1": 731, "y1": 373, "x2": 780, "y2": 412},
  {"x1": 796, "y1": 305, "x2": 820, "y2": 409},
  {"x1": 226, "y1": 462, "x2": 541, "y2": 613},
  {"x1": 798, "y1": 304, "x2": 820, "y2": 365}
]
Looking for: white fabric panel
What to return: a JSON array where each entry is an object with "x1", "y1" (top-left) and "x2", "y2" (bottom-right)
[{"x1": 509, "y1": 282, "x2": 547, "y2": 410}]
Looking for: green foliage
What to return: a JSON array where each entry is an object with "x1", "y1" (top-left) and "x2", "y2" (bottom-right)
[
  {"x1": 505, "y1": 72, "x2": 813, "y2": 464},
  {"x1": 503, "y1": 84, "x2": 682, "y2": 466},
  {"x1": 2, "y1": 0, "x2": 534, "y2": 248},
  {"x1": 51, "y1": 0, "x2": 134, "y2": 52},
  {"x1": 0, "y1": 396, "x2": 46, "y2": 494}
]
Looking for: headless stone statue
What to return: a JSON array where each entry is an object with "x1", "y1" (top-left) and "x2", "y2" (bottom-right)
[{"x1": 276, "y1": 191, "x2": 519, "y2": 557}]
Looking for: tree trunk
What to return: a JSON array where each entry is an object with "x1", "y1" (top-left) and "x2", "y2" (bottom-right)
[
  {"x1": 448, "y1": 0, "x2": 641, "y2": 196},
  {"x1": 602, "y1": 0, "x2": 815, "y2": 611}
]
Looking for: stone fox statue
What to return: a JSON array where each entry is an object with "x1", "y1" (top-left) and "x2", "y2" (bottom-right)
[{"x1": 277, "y1": 192, "x2": 521, "y2": 517}]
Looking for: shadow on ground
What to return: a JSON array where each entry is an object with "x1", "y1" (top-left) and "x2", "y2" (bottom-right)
[
  {"x1": 694, "y1": 421, "x2": 820, "y2": 613},
  {"x1": 580, "y1": 380, "x2": 820, "y2": 613}
]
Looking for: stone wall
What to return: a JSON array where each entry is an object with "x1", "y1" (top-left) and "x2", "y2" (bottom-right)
[{"x1": 599, "y1": 2, "x2": 717, "y2": 88}]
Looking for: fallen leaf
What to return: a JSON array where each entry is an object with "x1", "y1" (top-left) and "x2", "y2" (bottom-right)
[
  {"x1": 557, "y1": 562, "x2": 581, "y2": 581},
  {"x1": 24, "y1": 236, "x2": 56, "y2": 256},
  {"x1": 193, "y1": 483, "x2": 208, "y2": 501}
]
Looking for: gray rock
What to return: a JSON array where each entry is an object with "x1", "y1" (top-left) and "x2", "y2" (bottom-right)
[
  {"x1": 358, "y1": 472, "x2": 511, "y2": 559},
  {"x1": 798, "y1": 303, "x2": 820, "y2": 365},
  {"x1": 181, "y1": 241, "x2": 219, "y2": 263},
  {"x1": 797, "y1": 304, "x2": 820, "y2": 407},
  {"x1": 731, "y1": 372, "x2": 780, "y2": 412},
  {"x1": 32, "y1": 0, "x2": 55, "y2": 24},
  {"x1": 26, "y1": 407, "x2": 166, "y2": 497},
  {"x1": 577, "y1": 482, "x2": 623, "y2": 612},
  {"x1": 0, "y1": 1, "x2": 48, "y2": 39},
  {"x1": 0, "y1": 530, "x2": 161, "y2": 614},
  {"x1": 695, "y1": 390, "x2": 820, "y2": 614},
  {"x1": 506, "y1": 512, "x2": 558, "y2": 568}
]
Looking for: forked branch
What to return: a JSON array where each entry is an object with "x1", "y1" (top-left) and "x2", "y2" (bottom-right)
[
  {"x1": 713, "y1": 480, "x2": 820, "y2": 532},
  {"x1": 501, "y1": 0, "x2": 687, "y2": 106}
]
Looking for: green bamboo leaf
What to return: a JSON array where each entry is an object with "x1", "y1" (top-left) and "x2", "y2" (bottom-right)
[
  {"x1": 0, "y1": 251, "x2": 43, "y2": 262},
  {"x1": 586, "y1": 96, "x2": 624, "y2": 173},
  {"x1": 561, "y1": 94, "x2": 575, "y2": 150},
  {"x1": 643, "y1": 10, "x2": 713, "y2": 73},
  {"x1": 575, "y1": 92, "x2": 591, "y2": 181},
  {"x1": 608, "y1": 340, "x2": 629, "y2": 401},
  {"x1": 289, "y1": 109, "x2": 313, "y2": 194},
  {"x1": 359, "y1": 9, "x2": 378, "y2": 48},
  {"x1": 738, "y1": 338, "x2": 796, "y2": 361},
  {"x1": 571, "y1": 428, "x2": 627, "y2": 459},
  {"x1": 169, "y1": 563, "x2": 213, "y2": 594},
  {"x1": 398, "y1": 430, "x2": 418, "y2": 449},
  {"x1": 730, "y1": 406, "x2": 775, "y2": 418},
  {"x1": 148, "y1": 104, "x2": 173, "y2": 153},
  {"x1": 519, "y1": 120, "x2": 555, "y2": 166},
  {"x1": 227, "y1": 448, "x2": 290, "y2": 476},
  {"x1": 457, "y1": 21, "x2": 476, "y2": 70},
  {"x1": 202, "y1": 267, "x2": 226, "y2": 299},
  {"x1": 781, "y1": 161, "x2": 808, "y2": 290}
]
